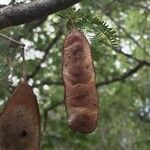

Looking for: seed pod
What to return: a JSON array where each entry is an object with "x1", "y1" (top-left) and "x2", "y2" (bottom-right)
[
  {"x1": 0, "y1": 81, "x2": 40, "y2": 150},
  {"x1": 62, "y1": 28, "x2": 99, "y2": 134}
]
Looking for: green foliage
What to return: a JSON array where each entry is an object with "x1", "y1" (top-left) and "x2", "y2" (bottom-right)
[
  {"x1": 0, "y1": 0, "x2": 150, "y2": 150},
  {"x1": 58, "y1": 8, "x2": 118, "y2": 47}
]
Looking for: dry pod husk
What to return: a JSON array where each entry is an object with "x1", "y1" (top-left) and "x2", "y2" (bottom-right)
[
  {"x1": 62, "y1": 28, "x2": 99, "y2": 134},
  {"x1": 0, "y1": 81, "x2": 40, "y2": 150}
]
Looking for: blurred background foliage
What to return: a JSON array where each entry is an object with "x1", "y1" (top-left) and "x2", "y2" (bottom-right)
[{"x1": 0, "y1": 0, "x2": 150, "y2": 150}]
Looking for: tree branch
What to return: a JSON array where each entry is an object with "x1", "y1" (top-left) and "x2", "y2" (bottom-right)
[
  {"x1": 99, "y1": 40, "x2": 150, "y2": 66},
  {"x1": 25, "y1": 16, "x2": 48, "y2": 32},
  {"x1": 0, "y1": 0, "x2": 82, "y2": 30},
  {"x1": 27, "y1": 29, "x2": 63, "y2": 79},
  {"x1": 118, "y1": 1, "x2": 150, "y2": 12},
  {"x1": 0, "y1": 33, "x2": 25, "y2": 47},
  {"x1": 33, "y1": 61, "x2": 147, "y2": 89},
  {"x1": 131, "y1": 3, "x2": 150, "y2": 12},
  {"x1": 96, "y1": 62, "x2": 146, "y2": 87},
  {"x1": 92, "y1": 0, "x2": 147, "y2": 54}
]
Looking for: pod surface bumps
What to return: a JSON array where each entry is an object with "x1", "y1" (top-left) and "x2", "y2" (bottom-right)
[
  {"x1": 62, "y1": 28, "x2": 99, "y2": 134},
  {"x1": 0, "y1": 81, "x2": 40, "y2": 150}
]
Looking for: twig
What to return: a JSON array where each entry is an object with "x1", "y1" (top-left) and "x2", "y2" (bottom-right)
[
  {"x1": 25, "y1": 17, "x2": 48, "y2": 32},
  {"x1": 0, "y1": 33, "x2": 27, "y2": 82},
  {"x1": 27, "y1": 29, "x2": 63, "y2": 79},
  {"x1": 0, "y1": 33, "x2": 25, "y2": 47},
  {"x1": 21, "y1": 47, "x2": 27, "y2": 81},
  {"x1": 92, "y1": 0, "x2": 148, "y2": 54},
  {"x1": 118, "y1": 1, "x2": 150, "y2": 12},
  {"x1": 132, "y1": 3, "x2": 150, "y2": 11},
  {"x1": 99, "y1": 40, "x2": 150, "y2": 66},
  {"x1": 33, "y1": 61, "x2": 147, "y2": 88},
  {"x1": 112, "y1": 18, "x2": 145, "y2": 51},
  {"x1": 96, "y1": 62, "x2": 145, "y2": 87}
]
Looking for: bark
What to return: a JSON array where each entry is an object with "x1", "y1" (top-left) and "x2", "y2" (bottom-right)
[{"x1": 0, "y1": 0, "x2": 82, "y2": 30}]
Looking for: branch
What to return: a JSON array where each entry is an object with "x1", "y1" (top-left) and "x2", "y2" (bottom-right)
[
  {"x1": 0, "y1": 0, "x2": 82, "y2": 30},
  {"x1": 27, "y1": 29, "x2": 63, "y2": 79},
  {"x1": 0, "y1": 33, "x2": 25, "y2": 47},
  {"x1": 99, "y1": 40, "x2": 150, "y2": 66},
  {"x1": 33, "y1": 61, "x2": 147, "y2": 89},
  {"x1": 92, "y1": 0, "x2": 147, "y2": 54},
  {"x1": 112, "y1": 18, "x2": 145, "y2": 51},
  {"x1": 25, "y1": 16, "x2": 48, "y2": 32},
  {"x1": 96, "y1": 62, "x2": 146, "y2": 87},
  {"x1": 118, "y1": 1, "x2": 150, "y2": 12},
  {"x1": 131, "y1": 3, "x2": 150, "y2": 11}
]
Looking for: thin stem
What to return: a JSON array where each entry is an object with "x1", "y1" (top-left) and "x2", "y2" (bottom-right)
[
  {"x1": 21, "y1": 47, "x2": 27, "y2": 81},
  {"x1": 0, "y1": 33, "x2": 25, "y2": 47},
  {"x1": 27, "y1": 28, "x2": 63, "y2": 79},
  {"x1": 0, "y1": 32, "x2": 27, "y2": 81}
]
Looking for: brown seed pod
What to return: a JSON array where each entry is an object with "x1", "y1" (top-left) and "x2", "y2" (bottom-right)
[
  {"x1": 62, "y1": 28, "x2": 99, "y2": 134},
  {"x1": 0, "y1": 81, "x2": 40, "y2": 150}
]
